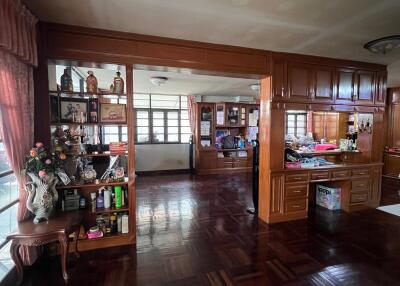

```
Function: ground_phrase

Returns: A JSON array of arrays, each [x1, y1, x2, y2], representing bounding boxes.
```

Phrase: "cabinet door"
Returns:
[[226, 104, 240, 126], [375, 71, 387, 106], [288, 62, 311, 101], [272, 56, 287, 101], [355, 70, 375, 105], [335, 68, 355, 104], [270, 174, 284, 215], [312, 66, 334, 103]]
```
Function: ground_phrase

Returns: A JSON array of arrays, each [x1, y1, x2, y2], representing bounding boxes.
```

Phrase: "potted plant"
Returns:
[[21, 142, 67, 223]]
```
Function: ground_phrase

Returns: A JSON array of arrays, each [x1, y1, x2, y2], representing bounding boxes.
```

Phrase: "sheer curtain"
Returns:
[[0, 0, 37, 265], [187, 95, 196, 136]]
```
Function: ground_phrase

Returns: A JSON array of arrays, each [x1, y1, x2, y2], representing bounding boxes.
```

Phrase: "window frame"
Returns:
[[285, 112, 307, 138]]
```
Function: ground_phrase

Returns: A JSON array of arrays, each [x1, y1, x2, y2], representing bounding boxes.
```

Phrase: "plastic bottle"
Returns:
[[97, 188, 104, 209], [104, 187, 111, 209], [115, 186, 122, 209]]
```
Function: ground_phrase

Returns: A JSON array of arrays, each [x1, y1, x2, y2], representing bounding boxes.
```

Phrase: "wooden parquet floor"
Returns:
[[19, 174, 400, 286]]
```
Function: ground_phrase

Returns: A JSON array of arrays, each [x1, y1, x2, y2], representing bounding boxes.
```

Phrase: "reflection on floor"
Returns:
[[20, 174, 400, 285]]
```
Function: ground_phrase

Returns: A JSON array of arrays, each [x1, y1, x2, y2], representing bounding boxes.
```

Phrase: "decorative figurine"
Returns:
[[60, 68, 73, 92], [86, 70, 98, 93], [112, 71, 124, 94]]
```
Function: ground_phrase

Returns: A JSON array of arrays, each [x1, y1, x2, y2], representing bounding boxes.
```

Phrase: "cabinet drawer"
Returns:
[[331, 170, 351, 179], [217, 160, 233, 169], [285, 173, 309, 183], [350, 191, 368, 204], [233, 161, 248, 168], [352, 179, 370, 191], [284, 198, 307, 213], [285, 184, 308, 197], [352, 168, 370, 177], [310, 171, 330, 181]]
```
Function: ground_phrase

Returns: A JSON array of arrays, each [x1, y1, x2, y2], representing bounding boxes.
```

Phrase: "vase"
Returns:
[[25, 173, 59, 224]]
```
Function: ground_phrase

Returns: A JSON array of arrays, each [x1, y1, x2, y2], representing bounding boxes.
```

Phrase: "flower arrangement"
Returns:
[[21, 142, 66, 178]]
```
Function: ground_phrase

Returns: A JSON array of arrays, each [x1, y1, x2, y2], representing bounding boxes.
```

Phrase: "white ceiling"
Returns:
[[24, 0, 400, 86]]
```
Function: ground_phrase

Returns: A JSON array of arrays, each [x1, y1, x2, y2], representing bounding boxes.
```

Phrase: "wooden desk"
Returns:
[[7, 211, 83, 285], [267, 163, 383, 223]]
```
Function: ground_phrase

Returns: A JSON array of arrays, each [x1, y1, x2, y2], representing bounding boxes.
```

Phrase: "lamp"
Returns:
[[150, 76, 168, 86], [249, 83, 260, 92], [364, 35, 400, 54]]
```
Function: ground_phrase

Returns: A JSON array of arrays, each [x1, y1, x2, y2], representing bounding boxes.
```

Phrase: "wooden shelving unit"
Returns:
[[49, 90, 127, 97], [56, 178, 129, 190]]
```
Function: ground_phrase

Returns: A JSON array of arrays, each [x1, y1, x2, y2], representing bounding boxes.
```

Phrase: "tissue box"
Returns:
[[316, 184, 341, 210]]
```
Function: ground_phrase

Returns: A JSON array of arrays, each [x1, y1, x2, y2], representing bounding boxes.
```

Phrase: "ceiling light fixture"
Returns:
[[150, 76, 168, 86], [364, 35, 400, 54], [249, 83, 260, 92]]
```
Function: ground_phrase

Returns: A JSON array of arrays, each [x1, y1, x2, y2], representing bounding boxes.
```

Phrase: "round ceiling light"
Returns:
[[364, 35, 400, 54], [150, 76, 168, 86]]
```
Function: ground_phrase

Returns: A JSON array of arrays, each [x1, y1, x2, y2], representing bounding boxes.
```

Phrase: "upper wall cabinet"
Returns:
[[272, 56, 288, 101], [335, 68, 355, 104], [354, 70, 375, 105], [287, 62, 312, 101], [375, 70, 387, 106], [312, 65, 335, 103]]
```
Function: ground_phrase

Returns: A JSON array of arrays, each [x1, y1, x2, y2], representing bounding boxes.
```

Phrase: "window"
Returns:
[[0, 139, 19, 280], [102, 126, 127, 144], [134, 94, 190, 144], [286, 112, 307, 137]]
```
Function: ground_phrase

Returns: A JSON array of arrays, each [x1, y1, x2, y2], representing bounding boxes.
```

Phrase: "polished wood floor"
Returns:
[[17, 174, 400, 286]]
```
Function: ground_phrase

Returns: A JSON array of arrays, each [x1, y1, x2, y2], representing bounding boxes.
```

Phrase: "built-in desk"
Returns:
[[267, 163, 383, 223]]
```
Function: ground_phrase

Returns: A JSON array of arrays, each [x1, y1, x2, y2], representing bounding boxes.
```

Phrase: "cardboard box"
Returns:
[[316, 184, 341, 210]]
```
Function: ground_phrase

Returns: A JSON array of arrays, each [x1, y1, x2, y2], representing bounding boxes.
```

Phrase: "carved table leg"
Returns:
[[72, 229, 80, 259], [59, 233, 69, 282], [10, 242, 23, 285]]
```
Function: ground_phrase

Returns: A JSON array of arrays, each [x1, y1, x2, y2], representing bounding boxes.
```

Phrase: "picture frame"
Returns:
[[89, 98, 99, 123], [49, 95, 60, 123], [100, 103, 127, 123], [59, 97, 88, 123]]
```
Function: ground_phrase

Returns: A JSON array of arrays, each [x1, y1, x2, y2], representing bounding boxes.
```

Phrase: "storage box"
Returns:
[[316, 184, 341, 210]]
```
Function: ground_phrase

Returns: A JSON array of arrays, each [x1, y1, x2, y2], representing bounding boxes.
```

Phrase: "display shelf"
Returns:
[[66, 151, 128, 157], [77, 233, 131, 251], [50, 122, 127, 127], [92, 206, 130, 214], [295, 150, 361, 156], [49, 90, 127, 97], [56, 178, 128, 190]]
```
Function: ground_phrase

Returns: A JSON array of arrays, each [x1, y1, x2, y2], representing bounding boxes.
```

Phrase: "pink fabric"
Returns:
[[187, 95, 196, 136], [315, 144, 337, 151], [0, 0, 38, 66]]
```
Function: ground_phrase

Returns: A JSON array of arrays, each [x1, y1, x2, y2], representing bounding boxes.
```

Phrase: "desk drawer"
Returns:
[[352, 179, 370, 191], [233, 161, 248, 168], [217, 159, 233, 169], [352, 168, 370, 177], [285, 173, 309, 183], [285, 184, 308, 198], [310, 171, 330, 181], [284, 198, 307, 213], [350, 191, 368, 204], [332, 170, 351, 179]]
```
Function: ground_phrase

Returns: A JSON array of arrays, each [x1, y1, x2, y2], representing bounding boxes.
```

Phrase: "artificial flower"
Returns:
[[35, 142, 44, 148], [45, 159, 52, 165], [30, 149, 38, 157], [59, 153, 67, 160], [38, 170, 46, 178]]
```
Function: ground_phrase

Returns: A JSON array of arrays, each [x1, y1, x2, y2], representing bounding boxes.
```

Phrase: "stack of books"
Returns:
[[109, 142, 127, 153]]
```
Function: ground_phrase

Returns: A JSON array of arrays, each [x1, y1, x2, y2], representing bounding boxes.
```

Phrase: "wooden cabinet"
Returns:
[[197, 151, 217, 170], [354, 70, 375, 105], [335, 68, 356, 104], [270, 174, 284, 216], [272, 55, 287, 101], [288, 62, 311, 101], [375, 71, 387, 106], [312, 65, 334, 102]]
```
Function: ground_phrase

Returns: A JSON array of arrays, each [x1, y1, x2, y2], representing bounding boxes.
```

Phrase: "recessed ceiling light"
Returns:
[[364, 35, 400, 54], [150, 77, 168, 86], [249, 83, 260, 92]]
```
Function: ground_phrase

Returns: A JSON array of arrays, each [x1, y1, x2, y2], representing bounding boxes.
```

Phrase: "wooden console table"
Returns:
[[7, 211, 83, 285]]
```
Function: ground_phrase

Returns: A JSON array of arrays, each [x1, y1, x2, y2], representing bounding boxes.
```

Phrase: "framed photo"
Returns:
[[49, 95, 60, 123], [89, 98, 99, 123], [59, 98, 88, 123], [100, 103, 126, 123]]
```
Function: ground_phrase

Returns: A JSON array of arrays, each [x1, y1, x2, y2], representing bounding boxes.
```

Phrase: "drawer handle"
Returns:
[[337, 174, 345, 176], [292, 190, 302, 193], [293, 177, 303, 180], [315, 175, 327, 179], [292, 205, 301, 208]]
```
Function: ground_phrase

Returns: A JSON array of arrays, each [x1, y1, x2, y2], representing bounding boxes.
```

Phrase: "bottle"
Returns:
[[90, 192, 97, 212], [117, 214, 122, 233], [121, 214, 129, 234], [110, 213, 118, 234], [104, 187, 111, 209], [115, 186, 122, 209], [97, 188, 104, 209]]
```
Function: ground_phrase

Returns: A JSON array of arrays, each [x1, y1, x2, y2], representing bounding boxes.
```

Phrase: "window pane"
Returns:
[[297, 121, 305, 128], [137, 134, 149, 143], [297, 128, 306, 136], [167, 112, 178, 119], [287, 127, 295, 135], [134, 94, 150, 108], [168, 127, 179, 133], [104, 134, 119, 143], [180, 119, 190, 127], [167, 119, 178, 126], [137, 118, 149, 126], [136, 110, 149, 119], [121, 134, 127, 141], [287, 121, 295, 127], [153, 126, 164, 134], [153, 119, 164, 126], [181, 96, 188, 109], [181, 134, 191, 143], [0, 142, 11, 173], [151, 95, 179, 109], [103, 126, 119, 133], [0, 203, 17, 245], [181, 126, 191, 134], [153, 133, 164, 142], [137, 127, 149, 134], [0, 173, 18, 209], [288, 115, 295, 121], [167, 134, 179, 142], [121, 127, 127, 133], [181, 110, 188, 120]]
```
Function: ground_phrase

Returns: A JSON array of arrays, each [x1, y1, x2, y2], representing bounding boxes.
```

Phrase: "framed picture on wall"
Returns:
[[59, 97, 88, 123], [49, 95, 60, 123], [100, 103, 127, 123]]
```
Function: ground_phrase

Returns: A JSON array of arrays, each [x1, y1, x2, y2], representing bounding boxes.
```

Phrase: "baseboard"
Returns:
[[136, 169, 192, 176]]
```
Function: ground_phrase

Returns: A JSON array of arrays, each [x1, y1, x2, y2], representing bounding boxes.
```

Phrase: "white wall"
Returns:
[[135, 144, 190, 172]]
